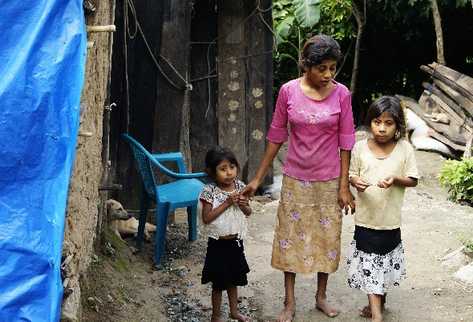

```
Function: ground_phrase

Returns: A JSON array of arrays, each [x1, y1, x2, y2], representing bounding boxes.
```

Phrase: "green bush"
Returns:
[[438, 157, 473, 204]]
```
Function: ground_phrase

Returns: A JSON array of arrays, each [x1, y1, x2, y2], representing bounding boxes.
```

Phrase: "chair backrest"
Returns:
[[122, 134, 158, 198]]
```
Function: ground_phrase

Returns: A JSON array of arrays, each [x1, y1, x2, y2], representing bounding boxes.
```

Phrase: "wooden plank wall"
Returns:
[[189, 0, 218, 173], [217, 0, 248, 175], [110, 0, 165, 208], [152, 0, 193, 167], [110, 0, 273, 209], [216, 0, 273, 181]]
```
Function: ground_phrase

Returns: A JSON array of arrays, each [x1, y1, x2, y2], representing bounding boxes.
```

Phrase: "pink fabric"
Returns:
[[267, 78, 355, 181]]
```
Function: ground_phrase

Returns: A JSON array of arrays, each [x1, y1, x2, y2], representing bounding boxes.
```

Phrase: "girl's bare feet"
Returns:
[[210, 314, 224, 322], [230, 311, 250, 322], [315, 296, 339, 318], [360, 295, 386, 318], [359, 305, 372, 318], [277, 302, 295, 322]]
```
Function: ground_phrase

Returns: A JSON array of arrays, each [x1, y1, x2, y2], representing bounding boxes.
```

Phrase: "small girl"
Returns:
[[199, 147, 252, 322], [347, 96, 419, 322]]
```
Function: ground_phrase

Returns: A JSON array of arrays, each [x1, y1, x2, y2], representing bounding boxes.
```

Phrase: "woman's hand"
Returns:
[[338, 188, 355, 215], [237, 195, 250, 207], [241, 179, 260, 198], [350, 176, 371, 192]]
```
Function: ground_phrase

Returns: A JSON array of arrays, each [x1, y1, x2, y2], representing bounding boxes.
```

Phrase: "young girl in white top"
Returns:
[[199, 147, 252, 322], [347, 96, 419, 322]]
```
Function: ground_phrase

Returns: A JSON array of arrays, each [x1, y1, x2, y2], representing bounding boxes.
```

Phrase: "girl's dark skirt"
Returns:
[[202, 238, 250, 291]]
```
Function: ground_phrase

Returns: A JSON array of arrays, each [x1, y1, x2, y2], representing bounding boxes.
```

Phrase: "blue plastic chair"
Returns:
[[122, 134, 206, 266]]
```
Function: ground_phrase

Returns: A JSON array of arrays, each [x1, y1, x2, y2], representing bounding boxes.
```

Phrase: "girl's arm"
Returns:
[[237, 195, 252, 216], [339, 149, 355, 213], [378, 176, 418, 188], [201, 197, 236, 224]]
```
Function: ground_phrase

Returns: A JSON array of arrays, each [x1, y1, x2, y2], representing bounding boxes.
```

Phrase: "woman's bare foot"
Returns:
[[315, 296, 339, 318], [230, 311, 250, 322], [277, 303, 295, 322]]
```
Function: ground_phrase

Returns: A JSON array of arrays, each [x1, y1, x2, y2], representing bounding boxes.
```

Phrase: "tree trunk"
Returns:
[[350, 0, 365, 96], [431, 0, 446, 65]]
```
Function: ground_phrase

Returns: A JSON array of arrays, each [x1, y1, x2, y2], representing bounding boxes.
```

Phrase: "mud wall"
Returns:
[[61, 1, 116, 320]]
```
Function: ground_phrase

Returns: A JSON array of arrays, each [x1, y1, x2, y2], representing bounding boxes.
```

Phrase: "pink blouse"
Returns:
[[267, 78, 355, 181]]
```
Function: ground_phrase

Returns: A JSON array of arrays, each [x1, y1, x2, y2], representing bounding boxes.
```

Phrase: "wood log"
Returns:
[[401, 94, 467, 146], [422, 82, 473, 121], [421, 64, 473, 103], [398, 95, 465, 152], [430, 62, 473, 96], [86, 25, 116, 32], [465, 134, 473, 157], [433, 79, 473, 117], [429, 131, 466, 152], [426, 92, 473, 133]]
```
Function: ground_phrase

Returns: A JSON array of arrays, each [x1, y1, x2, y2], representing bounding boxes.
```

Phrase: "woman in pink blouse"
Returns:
[[242, 35, 356, 321]]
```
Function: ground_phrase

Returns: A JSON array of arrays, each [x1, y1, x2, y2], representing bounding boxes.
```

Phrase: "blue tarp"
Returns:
[[0, 1, 86, 321]]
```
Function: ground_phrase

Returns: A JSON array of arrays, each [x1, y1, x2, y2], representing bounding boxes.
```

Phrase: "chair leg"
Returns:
[[187, 205, 197, 242], [155, 202, 169, 266], [136, 192, 149, 250]]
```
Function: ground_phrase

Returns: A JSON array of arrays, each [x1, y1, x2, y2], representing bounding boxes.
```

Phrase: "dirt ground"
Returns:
[[82, 150, 473, 322]]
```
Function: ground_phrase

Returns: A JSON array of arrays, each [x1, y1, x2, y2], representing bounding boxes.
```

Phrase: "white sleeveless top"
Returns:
[[199, 180, 248, 240]]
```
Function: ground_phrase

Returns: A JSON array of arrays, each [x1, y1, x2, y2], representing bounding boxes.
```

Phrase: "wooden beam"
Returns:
[[245, 0, 272, 181], [152, 0, 193, 169], [217, 0, 247, 171], [433, 79, 473, 117]]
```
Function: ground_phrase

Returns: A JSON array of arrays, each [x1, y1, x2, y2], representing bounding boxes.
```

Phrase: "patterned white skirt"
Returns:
[[347, 240, 406, 295]]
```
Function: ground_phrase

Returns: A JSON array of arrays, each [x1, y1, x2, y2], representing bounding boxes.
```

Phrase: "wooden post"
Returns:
[[245, 0, 273, 181], [217, 0, 247, 173], [152, 0, 192, 166], [431, 0, 446, 65]]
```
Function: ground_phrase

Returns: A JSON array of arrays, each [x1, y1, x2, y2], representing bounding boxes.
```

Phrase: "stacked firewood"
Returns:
[[400, 63, 473, 158]]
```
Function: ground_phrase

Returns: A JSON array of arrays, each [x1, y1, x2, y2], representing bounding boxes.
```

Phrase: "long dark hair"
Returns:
[[299, 34, 343, 72], [365, 96, 406, 140], [204, 147, 239, 178]]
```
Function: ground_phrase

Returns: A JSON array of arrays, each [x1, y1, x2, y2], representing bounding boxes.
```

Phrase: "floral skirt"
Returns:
[[347, 240, 406, 295], [271, 175, 342, 274]]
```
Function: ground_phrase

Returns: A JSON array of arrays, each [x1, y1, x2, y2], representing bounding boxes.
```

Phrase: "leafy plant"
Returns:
[[438, 157, 473, 204], [273, 0, 354, 89]]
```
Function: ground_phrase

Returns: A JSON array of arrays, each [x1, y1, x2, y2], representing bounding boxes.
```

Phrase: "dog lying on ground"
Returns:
[[106, 199, 156, 241]]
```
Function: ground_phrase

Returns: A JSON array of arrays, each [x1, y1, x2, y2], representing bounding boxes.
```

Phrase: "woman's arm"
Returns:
[[241, 141, 282, 196], [339, 149, 355, 213]]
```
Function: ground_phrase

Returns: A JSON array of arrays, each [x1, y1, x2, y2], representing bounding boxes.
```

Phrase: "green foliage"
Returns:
[[294, 0, 321, 28], [464, 238, 473, 254], [273, 0, 354, 89], [438, 157, 473, 204]]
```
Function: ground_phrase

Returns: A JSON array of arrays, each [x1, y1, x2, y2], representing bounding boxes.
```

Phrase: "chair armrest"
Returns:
[[152, 152, 186, 173], [149, 157, 207, 179]]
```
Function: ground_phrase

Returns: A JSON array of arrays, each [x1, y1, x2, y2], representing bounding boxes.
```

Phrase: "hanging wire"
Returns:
[[123, 0, 130, 132], [125, 0, 191, 91]]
